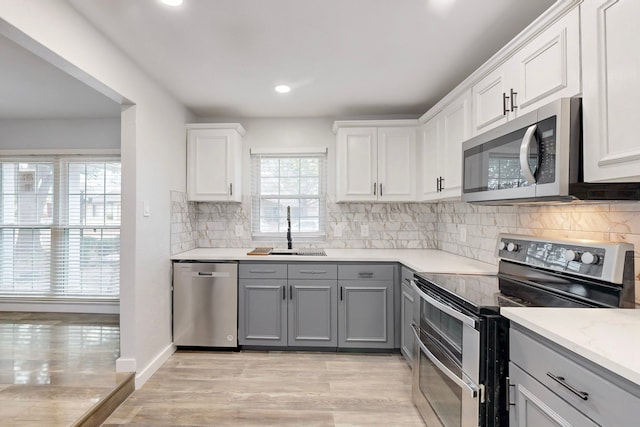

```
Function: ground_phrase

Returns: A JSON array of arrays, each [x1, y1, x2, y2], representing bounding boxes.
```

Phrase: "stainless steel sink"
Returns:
[[269, 249, 327, 256]]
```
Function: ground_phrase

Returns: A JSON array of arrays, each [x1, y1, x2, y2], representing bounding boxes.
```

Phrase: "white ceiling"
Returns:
[[65, 0, 555, 119], [0, 34, 121, 119], [1, 0, 555, 120]]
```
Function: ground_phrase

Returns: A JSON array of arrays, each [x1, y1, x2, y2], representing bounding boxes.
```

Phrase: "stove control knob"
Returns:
[[581, 252, 599, 265], [507, 242, 519, 252], [564, 249, 580, 262], [498, 241, 506, 251]]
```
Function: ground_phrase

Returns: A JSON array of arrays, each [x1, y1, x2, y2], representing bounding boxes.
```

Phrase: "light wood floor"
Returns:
[[0, 311, 127, 426], [105, 350, 426, 426]]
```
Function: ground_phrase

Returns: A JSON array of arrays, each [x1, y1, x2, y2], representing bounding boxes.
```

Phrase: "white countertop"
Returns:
[[171, 248, 498, 275], [502, 307, 640, 387]]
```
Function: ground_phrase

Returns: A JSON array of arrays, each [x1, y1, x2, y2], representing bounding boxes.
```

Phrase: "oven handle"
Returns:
[[410, 280, 476, 328], [411, 323, 479, 399]]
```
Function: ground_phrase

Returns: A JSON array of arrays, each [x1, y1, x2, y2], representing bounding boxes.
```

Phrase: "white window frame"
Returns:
[[251, 150, 327, 242], [0, 155, 121, 303]]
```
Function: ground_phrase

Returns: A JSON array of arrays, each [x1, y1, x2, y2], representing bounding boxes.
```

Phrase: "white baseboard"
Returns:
[[134, 343, 176, 389], [116, 357, 136, 373]]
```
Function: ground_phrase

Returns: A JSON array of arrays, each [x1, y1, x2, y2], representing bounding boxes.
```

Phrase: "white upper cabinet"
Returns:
[[186, 123, 245, 202], [472, 7, 581, 136], [335, 121, 417, 202], [582, 0, 640, 182], [419, 91, 471, 201]]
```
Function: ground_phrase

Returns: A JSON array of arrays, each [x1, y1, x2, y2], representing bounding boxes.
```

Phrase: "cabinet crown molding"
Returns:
[[332, 119, 419, 134], [186, 123, 246, 136]]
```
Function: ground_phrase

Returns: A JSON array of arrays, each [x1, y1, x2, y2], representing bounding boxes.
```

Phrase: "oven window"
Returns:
[[419, 348, 462, 427], [421, 300, 463, 363]]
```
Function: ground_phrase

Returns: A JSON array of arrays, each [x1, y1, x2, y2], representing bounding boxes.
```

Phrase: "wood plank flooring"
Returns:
[[0, 311, 129, 426], [105, 350, 426, 426]]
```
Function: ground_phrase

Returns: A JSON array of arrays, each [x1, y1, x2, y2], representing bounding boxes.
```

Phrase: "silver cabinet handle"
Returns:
[[379, 183, 382, 196], [520, 124, 538, 185], [191, 271, 230, 278], [229, 183, 233, 196], [249, 270, 277, 274], [298, 270, 328, 275], [358, 272, 374, 278], [546, 373, 589, 401], [373, 182, 377, 196], [510, 88, 518, 111], [502, 92, 510, 115], [411, 323, 479, 399]]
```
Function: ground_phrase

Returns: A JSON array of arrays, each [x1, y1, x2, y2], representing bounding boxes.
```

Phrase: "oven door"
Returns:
[[411, 281, 482, 427]]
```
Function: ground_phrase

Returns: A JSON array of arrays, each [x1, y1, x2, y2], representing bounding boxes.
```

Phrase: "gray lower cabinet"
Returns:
[[400, 266, 415, 364], [239, 262, 337, 347], [509, 325, 640, 427], [238, 278, 287, 346], [338, 264, 395, 349], [287, 280, 337, 347]]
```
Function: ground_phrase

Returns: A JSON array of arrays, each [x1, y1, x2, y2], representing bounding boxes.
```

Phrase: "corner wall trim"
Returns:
[[134, 344, 176, 389]]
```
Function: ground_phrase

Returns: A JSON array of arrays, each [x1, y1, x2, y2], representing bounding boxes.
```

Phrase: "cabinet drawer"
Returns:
[[338, 264, 394, 281], [239, 263, 287, 279], [400, 265, 414, 286], [510, 326, 640, 426], [288, 263, 337, 280]]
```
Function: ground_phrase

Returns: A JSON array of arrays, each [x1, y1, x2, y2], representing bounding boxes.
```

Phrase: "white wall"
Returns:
[[0, 0, 192, 387], [0, 118, 120, 150]]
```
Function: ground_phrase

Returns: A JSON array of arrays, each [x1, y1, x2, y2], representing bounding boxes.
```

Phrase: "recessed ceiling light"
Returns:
[[275, 85, 291, 94], [160, 0, 183, 6]]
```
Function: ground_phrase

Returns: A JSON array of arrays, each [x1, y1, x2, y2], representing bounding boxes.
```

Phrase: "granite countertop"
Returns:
[[502, 307, 640, 387], [171, 248, 498, 275]]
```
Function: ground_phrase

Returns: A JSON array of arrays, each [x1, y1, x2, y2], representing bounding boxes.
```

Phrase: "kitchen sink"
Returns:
[[269, 249, 327, 256]]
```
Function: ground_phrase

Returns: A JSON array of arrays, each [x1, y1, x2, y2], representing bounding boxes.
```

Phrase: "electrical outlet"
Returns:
[[334, 224, 343, 238], [235, 225, 243, 237], [361, 224, 369, 237], [459, 225, 467, 243]]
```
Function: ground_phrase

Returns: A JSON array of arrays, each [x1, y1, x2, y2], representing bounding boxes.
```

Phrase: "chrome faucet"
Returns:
[[286, 206, 292, 249]]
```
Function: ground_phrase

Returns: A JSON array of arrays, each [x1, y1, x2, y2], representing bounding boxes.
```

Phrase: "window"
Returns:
[[0, 157, 121, 299], [251, 152, 326, 241]]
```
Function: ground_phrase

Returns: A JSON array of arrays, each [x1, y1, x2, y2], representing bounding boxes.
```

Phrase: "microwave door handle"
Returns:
[[520, 124, 538, 184], [410, 323, 479, 399]]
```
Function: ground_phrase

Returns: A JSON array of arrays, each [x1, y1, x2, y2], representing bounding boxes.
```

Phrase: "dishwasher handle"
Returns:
[[190, 271, 231, 278]]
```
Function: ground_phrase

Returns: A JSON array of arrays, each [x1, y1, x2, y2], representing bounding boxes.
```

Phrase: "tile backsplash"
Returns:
[[170, 192, 640, 299]]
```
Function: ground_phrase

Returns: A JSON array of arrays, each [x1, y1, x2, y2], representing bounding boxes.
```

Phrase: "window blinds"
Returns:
[[0, 158, 121, 299], [250, 152, 327, 241]]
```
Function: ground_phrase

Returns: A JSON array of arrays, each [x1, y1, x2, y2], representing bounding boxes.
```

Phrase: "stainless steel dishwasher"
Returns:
[[173, 261, 238, 347]]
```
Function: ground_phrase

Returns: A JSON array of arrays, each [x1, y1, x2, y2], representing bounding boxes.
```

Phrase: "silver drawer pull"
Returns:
[[249, 270, 277, 274], [358, 272, 374, 278], [546, 373, 589, 401], [298, 270, 327, 275]]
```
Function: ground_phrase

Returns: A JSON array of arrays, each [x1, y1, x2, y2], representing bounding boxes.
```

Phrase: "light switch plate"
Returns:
[[361, 224, 369, 237], [235, 225, 243, 237]]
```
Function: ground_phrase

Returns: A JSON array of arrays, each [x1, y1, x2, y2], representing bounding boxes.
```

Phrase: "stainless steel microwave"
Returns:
[[461, 98, 640, 204]]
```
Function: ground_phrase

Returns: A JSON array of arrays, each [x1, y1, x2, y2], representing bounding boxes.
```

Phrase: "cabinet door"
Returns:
[[471, 65, 511, 135], [509, 363, 598, 427], [187, 128, 241, 202], [400, 281, 415, 364], [512, 7, 581, 116], [439, 92, 471, 199], [419, 115, 442, 201], [338, 281, 394, 349], [582, 0, 640, 182], [336, 127, 378, 201], [377, 127, 416, 201], [287, 280, 337, 347], [238, 279, 287, 346]]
